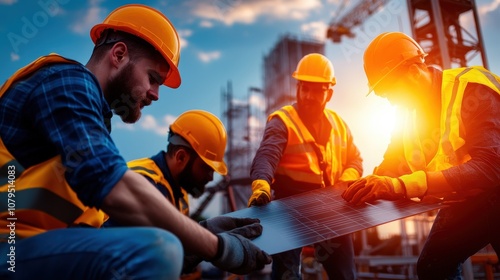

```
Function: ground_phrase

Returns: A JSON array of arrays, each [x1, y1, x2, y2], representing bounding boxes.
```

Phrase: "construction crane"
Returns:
[[326, 0, 388, 43], [326, 0, 489, 70]]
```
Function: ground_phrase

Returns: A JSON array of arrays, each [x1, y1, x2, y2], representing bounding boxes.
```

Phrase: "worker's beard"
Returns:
[[297, 98, 325, 122], [107, 63, 142, 124], [178, 157, 206, 198]]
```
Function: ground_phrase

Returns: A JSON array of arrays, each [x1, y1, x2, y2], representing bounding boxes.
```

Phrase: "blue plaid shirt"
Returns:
[[0, 62, 128, 208]]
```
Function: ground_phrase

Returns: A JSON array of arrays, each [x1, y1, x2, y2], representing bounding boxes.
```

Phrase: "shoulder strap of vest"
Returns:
[[0, 54, 80, 97]]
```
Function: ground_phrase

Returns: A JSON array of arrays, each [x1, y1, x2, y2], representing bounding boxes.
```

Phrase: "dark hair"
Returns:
[[89, 30, 163, 63], [166, 143, 197, 158]]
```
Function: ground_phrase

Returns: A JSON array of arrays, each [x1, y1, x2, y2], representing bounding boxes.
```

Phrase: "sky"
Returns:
[[1, 0, 499, 223]]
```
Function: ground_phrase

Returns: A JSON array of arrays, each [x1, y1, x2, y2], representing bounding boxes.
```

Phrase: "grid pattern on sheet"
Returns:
[[224, 186, 444, 254]]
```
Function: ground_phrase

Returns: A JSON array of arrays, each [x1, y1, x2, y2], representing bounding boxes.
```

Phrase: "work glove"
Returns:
[[342, 171, 427, 205], [183, 217, 264, 273], [338, 167, 360, 182], [200, 216, 263, 237], [247, 179, 271, 207], [211, 232, 272, 275]]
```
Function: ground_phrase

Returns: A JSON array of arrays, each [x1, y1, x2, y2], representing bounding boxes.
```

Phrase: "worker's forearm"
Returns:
[[102, 170, 218, 259], [425, 171, 454, 196]]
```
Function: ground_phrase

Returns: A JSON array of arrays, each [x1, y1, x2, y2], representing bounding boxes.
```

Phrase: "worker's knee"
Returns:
[[125, 227, 184, 279]]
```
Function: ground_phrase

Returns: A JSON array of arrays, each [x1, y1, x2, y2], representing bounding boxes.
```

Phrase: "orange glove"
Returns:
[[338, 167, 360, 182], [342, 171, 427, 205], [342, 175, 406, 205], [247, 179, 271, 207]]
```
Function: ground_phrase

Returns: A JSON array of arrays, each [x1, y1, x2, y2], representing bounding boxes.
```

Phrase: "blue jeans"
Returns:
[[271, 234, 356, 280], [417, 188, 500, 279], [0, 227, 183, 279]]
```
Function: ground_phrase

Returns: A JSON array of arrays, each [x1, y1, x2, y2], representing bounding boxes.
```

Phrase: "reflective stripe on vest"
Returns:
[[270, 105, 349, 187], [128, 158, 189, 216], [0, 54, 107, 239], [403, 66, 500, 172]]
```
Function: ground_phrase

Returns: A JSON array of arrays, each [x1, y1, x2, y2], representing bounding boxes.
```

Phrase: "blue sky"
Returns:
[[1, 0, 499, 219]]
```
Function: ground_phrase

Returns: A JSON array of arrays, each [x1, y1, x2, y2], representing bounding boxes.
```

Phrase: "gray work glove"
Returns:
[[199, 216, 262, 236], [183, 217, 264, 273], [211, 231, 272, 275]]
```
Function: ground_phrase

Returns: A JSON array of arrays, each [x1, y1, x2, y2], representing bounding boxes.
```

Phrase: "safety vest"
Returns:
[[128, 158, 189, 216], [270, 105, 349, 190], [403, 66, 500, 172], [0, 54, 107, 240]]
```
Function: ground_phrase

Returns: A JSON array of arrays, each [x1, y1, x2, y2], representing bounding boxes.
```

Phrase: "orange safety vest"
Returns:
[[0, 54, 107, 240], [270, 105, 350, 188], [403, 66, 500, 172], [128, 158, 189, 216]]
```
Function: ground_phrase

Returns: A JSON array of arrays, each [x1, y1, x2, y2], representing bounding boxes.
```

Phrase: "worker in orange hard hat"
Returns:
[[248, 53, 363, 279], [104, 110, 263, 278], [342, 31, 500, 279], [0, 4, 270, 279]]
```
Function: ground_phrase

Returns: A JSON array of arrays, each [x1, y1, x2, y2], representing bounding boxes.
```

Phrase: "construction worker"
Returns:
[[113, 109, 251, 277], [342, 32, 500, 279], [248, 53, 363, 279], [0, 4, 271, 279]]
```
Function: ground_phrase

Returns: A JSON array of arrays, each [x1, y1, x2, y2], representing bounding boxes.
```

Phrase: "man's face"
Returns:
[[179, 153, 215, 198], [373, 66, 417, 108], [107, 56, 168, 123], [297, 81, 331, 119]]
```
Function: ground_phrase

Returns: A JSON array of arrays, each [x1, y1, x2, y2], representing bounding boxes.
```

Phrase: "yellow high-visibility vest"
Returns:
[[128, 158, 189, 216], [0, 54, 107, 240], [270, 105, 349, 188], [403, 66, 500, 172]]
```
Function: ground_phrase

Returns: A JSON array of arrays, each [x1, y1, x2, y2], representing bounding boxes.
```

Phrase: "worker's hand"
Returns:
[[200, 216, 263, 238], [184, 218, 263, 273], [342, 175, 406, 205], [333, 180, 357, 190], [248, 179, 271, 207], [211, 232, 272, 275]]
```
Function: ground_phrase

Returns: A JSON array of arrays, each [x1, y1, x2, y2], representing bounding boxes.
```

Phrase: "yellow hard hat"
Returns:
[[364, 32, 427, 95], [292, 53, 336, 85], [90, 4, 181, 88], [169, 110, 228, 175]]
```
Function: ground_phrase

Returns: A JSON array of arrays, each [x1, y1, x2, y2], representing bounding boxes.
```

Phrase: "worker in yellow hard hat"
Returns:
[[107, 110, 260, 278], [0, 4, 271, 279], [342, 31, 500, 279], [248, 53, 363, 279]]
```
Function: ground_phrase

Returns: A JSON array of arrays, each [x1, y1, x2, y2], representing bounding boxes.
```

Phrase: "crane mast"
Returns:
[[326, 0, 488, 69]]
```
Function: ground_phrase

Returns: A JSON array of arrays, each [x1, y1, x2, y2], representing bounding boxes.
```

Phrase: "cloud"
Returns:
[[0, 0, 16, 5], [199, 20, 214, 28], [478, 0, 500, 25], [191, 0, 321, 26], [178, 29, 192, 49], [70, 1, 105, 34], [197, 51, 221, 63], [114, 114, 177, 136], [10, 52, 19, 61], [301, 21, 327, 41], [479, 0, 500, 14]]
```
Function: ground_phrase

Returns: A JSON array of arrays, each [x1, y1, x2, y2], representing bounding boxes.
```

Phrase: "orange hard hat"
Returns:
[[90, 4, 181, 88], [364, 32, 427, 95], [169, 110, 228, 175], [292, 53, 336, 85]]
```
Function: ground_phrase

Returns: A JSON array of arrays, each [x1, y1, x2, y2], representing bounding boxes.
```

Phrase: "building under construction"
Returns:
[[193, 1, 499, 278]]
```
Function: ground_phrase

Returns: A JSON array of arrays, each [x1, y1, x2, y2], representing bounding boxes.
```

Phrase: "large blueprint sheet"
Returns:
[[224, 186, 443, 255]]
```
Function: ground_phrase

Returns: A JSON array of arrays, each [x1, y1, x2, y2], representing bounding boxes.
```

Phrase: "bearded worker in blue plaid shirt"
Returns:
[[0, 4, 271, 279]]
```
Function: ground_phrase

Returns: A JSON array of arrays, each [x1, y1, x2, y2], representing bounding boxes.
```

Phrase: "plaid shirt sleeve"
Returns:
[[4, 63, 128, 208]]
